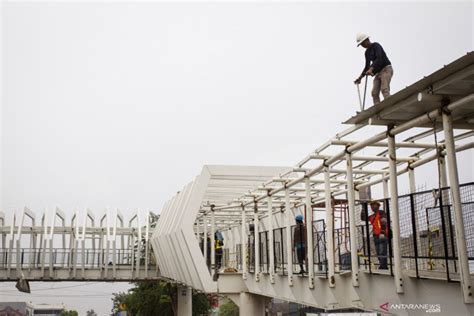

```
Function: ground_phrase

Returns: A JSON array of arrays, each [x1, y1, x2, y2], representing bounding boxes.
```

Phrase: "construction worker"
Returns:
[[361, 200, 389, 269], [215, 230, 224, 270], [248, 223, 255, 269], [293, 214, 307, 275], [354, 33, 393, 105]]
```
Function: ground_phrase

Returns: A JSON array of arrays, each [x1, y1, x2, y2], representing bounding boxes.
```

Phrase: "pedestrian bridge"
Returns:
[[1, 52, 474, 315], [0, 208, 159, 281]]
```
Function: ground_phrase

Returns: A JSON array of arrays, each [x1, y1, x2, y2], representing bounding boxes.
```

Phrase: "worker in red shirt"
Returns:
[[361, 200, 389, 269]]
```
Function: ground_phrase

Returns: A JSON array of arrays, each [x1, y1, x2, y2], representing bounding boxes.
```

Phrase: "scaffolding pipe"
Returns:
[[311, 154, 418, 162], [356, 142, 474, 190], [330, 168, 390, 175], [331, 139, 438, 149]]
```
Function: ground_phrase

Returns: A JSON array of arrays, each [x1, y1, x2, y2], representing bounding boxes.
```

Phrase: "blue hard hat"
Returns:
[[295, 214, 304, 222]]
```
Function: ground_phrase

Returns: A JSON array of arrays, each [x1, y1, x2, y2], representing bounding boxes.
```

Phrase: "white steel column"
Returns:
[[439, 153, 450, 206], [387, 131, 404, 293], [203, 217, 208, 269], [346, 152, 359, 287], [254, 202, 260, 281], [408, 164, 423, 262], [285, 188, 294, 286], [324, 167, 335, 287], [304, 176, 314, 288], [439, 154, 448, 189], [267, 194, 275, 283], [442, 111, 473, 303], [241, 204, 247, 280], [408, 167, 416, 193], [382, 178, 389, 199], [211, 209, 216, 276]]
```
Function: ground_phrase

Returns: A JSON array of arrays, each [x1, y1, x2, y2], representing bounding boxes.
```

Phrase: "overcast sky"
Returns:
[[1, 1, 473, 315]]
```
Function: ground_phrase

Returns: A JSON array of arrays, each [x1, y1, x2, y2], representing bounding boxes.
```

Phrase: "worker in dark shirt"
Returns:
[[354, 33, 393, 105], [293, 214, 307, 275]]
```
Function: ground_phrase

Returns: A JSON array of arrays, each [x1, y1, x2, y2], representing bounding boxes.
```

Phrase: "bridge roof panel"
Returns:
[[344, 52, 474, 128], [202, 165, 291, 207]]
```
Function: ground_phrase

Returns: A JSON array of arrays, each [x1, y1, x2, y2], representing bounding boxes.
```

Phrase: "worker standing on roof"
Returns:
[[354, 33, 393, 105], [361, 200, 389, 269]]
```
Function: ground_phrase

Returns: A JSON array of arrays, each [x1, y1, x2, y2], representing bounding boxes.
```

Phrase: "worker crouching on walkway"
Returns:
[[361, 200, 389, 269], [293, 215, 307, 275], [354, 33, 393, 105]]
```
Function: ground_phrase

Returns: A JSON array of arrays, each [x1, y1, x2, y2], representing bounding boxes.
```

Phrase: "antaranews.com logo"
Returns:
[[380, 302, 441, 313]]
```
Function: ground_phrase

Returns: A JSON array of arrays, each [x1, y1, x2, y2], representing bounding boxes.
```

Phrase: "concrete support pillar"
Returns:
[[239, 292, 268, 316], [177, 286, 192, 316], [442, 111, 473, 303], [387, 130, 404, 293]]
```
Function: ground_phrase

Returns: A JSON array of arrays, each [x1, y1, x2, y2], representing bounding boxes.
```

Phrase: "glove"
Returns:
[[354, 77, 362, 85]]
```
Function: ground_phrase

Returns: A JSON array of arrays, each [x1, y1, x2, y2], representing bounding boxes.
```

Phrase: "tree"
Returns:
[[192, 291, 211, 316], [60, 311, 78, 316], [86, 309, 97, 316], [219, 299, 239, 316], [111, 281, 210, 316]]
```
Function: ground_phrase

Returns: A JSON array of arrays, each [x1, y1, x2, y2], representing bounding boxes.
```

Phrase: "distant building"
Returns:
[[0, 302, 65, 316]]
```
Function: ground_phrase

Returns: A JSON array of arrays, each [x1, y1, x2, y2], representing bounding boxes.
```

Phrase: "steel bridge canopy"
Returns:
[[152, 165, 289, 292]]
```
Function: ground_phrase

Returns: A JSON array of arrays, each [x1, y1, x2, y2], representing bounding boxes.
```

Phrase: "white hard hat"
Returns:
[[356, 33, 370, 46]]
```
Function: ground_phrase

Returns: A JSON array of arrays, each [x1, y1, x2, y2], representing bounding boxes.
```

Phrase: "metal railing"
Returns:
[[234, 182, 474, 281]]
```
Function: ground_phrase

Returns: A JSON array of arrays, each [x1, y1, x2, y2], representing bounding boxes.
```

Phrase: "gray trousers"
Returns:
[[372, 65, 393, 104]]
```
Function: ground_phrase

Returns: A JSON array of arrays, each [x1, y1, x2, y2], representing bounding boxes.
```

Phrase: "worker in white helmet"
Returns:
[[354, 33, 393, 105]]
